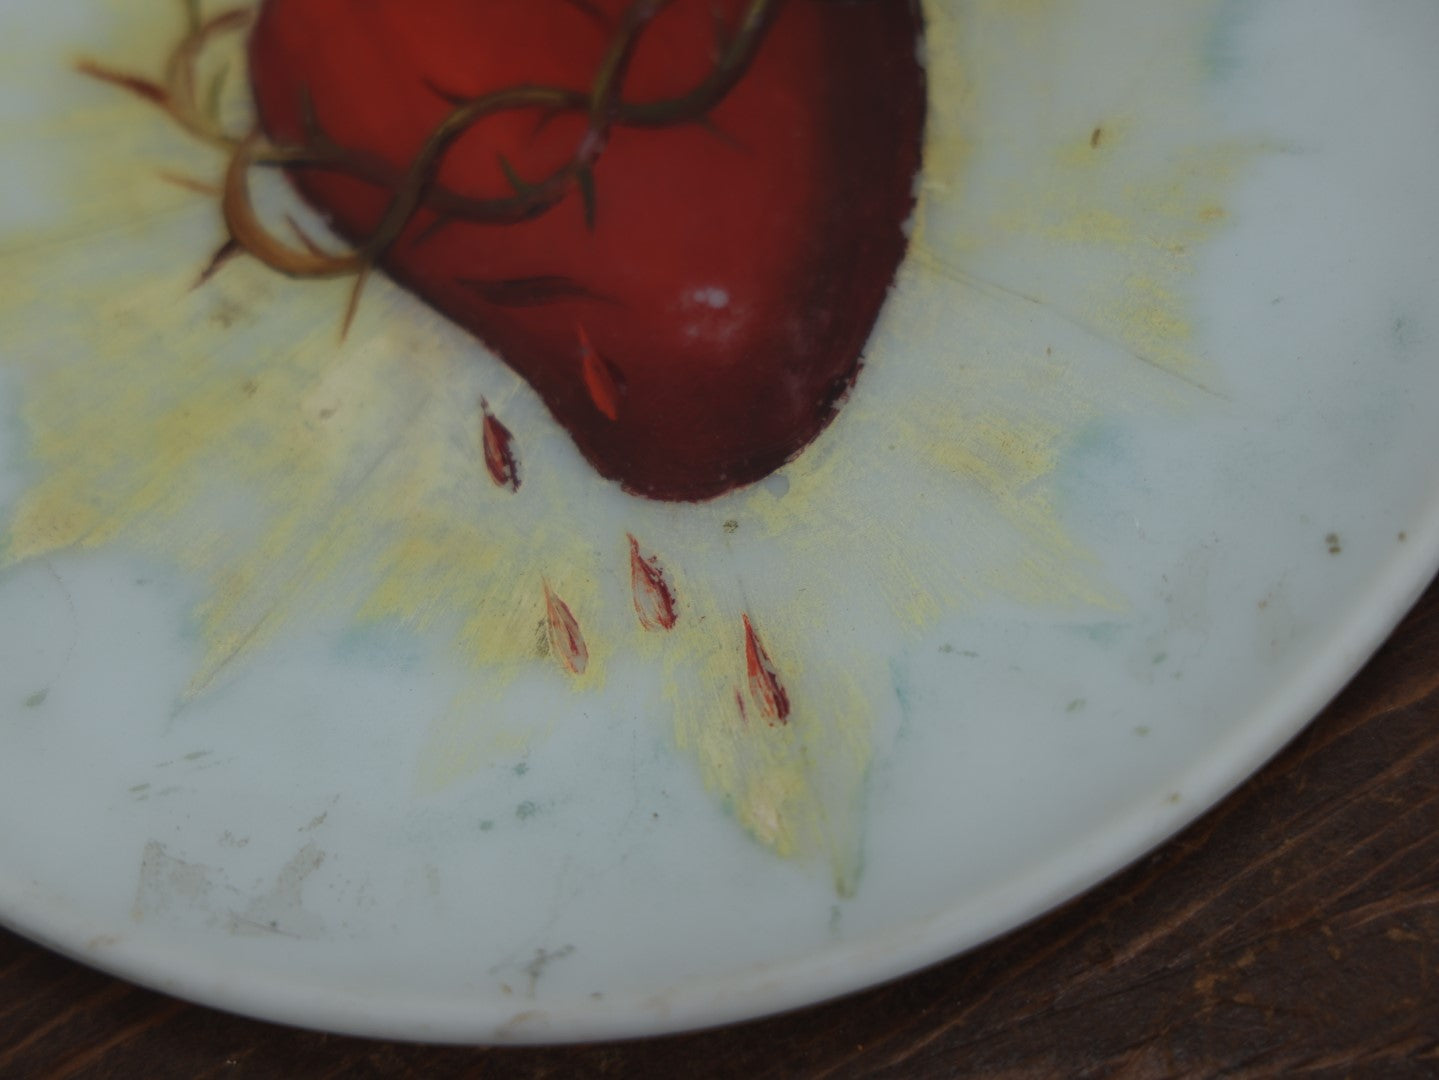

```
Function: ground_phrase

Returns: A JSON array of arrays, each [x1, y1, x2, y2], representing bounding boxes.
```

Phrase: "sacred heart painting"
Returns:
[[3, 0, 1439, 1043]]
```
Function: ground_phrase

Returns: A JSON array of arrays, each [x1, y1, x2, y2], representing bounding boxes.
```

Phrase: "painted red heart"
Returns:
[[248, 0, 925, 501]]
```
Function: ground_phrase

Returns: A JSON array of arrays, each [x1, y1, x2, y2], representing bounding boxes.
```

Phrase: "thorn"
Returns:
[[158, 171, 222, 197], [192, 238, 241, 290], [284, 215, 327, 257], [75, 60, 168, 107], [560, 0, 613, 30], [693, 115, 745, 150], [298, 84, 322, 141], [422, 77, 470, 107], [710, 3, 733, 61], [497, 153, 535, 198], [575, 164, 597, 231], [203, 62, 229, 121], [338, 265, 371, 342], [530, 104, 569, 139], [742, 614, 790, 723], [411, 212, 456, 248], [543, 581, 589, 676], [480, 398, 520, 492], [577, 323, 621, 421]]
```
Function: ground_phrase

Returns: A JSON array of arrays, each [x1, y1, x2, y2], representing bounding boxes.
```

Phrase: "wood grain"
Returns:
[[2, 577, 1438, 1079]]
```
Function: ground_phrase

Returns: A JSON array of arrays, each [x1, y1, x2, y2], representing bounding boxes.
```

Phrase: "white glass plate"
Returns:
[[1, 0, 1436, 1043]]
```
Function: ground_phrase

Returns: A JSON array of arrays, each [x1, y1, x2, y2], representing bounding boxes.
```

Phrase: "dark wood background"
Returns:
[[3, 576, 1437, 1079]]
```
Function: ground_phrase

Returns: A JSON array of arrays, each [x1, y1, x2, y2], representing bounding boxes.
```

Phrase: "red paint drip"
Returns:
[[628, 534, 678, 632], [733, 686, 749, 726], [480, 398, 520, 492], [577, 323, 621, 421], [742, 614, 790, 724], [543, 581, 588, 676]]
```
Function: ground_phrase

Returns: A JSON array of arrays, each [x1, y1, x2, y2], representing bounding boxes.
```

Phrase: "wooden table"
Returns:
[[3, 577, 1437, 1079]]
